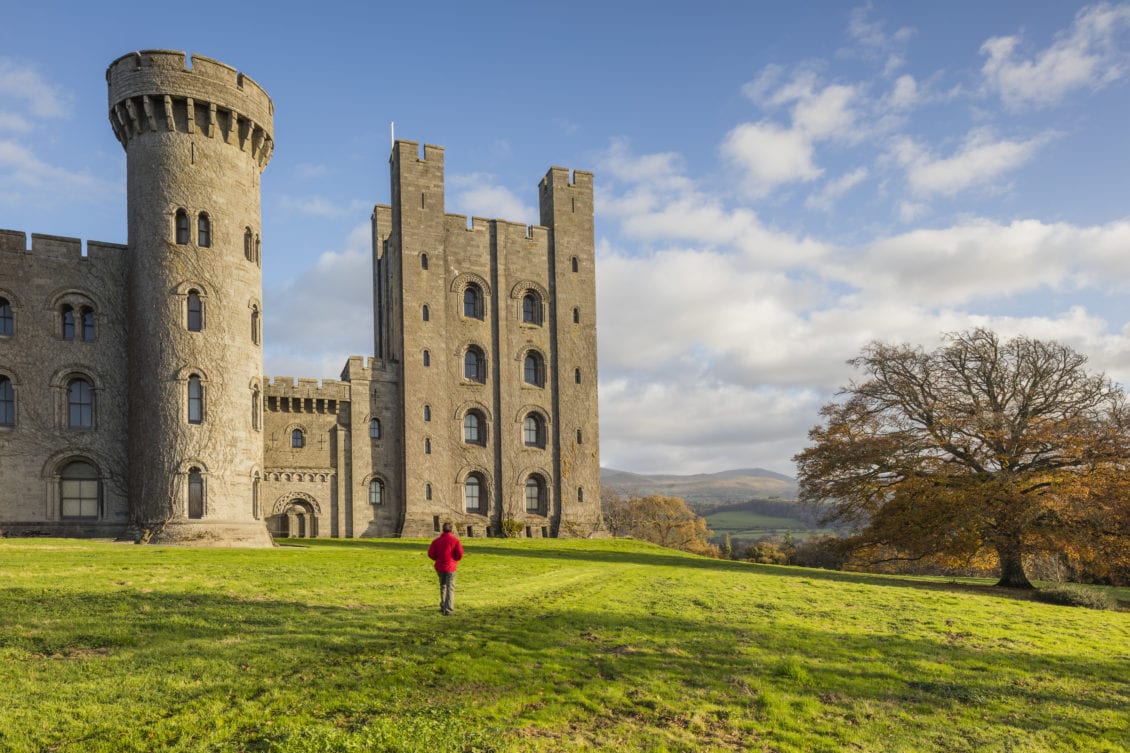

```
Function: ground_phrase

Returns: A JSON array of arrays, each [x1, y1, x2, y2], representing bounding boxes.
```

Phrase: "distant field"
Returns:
[[703, 506, 832, 541], [1, 538, 1128, 752]]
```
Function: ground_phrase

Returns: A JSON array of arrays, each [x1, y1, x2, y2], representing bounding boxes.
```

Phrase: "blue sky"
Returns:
[[3, 2, 1130, 476]]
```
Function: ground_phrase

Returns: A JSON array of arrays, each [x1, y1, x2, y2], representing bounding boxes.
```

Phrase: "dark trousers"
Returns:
[[438, 571, 456, 614]]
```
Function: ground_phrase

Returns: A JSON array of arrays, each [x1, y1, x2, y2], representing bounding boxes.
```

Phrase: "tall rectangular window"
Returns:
[[188, 376, 203, 424]]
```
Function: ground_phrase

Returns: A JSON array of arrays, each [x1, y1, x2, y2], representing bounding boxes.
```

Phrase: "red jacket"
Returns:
[[427, 532, 464, 573]]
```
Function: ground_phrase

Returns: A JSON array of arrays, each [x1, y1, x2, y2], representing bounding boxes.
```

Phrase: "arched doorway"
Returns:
[[267, 498, 318, 539]]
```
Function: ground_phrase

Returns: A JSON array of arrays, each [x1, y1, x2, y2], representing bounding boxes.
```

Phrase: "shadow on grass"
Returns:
[[302, 537, 1050, 608], [0, 581, 1126, 752]]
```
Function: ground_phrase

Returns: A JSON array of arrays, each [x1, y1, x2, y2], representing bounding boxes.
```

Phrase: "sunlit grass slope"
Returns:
[[0, 538, 1127, 752]]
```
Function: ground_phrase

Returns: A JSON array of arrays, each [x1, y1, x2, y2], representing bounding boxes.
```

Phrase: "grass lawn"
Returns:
[[0, 537, 1127, 752]]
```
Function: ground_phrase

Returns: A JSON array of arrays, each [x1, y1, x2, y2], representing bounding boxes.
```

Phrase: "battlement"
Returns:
[[0, 229, 126, 261], [441, 214, 548, 243], [495, 219, 550, 244], [107, 50, 273, 169], [264, 376, 352, 400], [391, 140, 444, 166], [540, 166, 594, 193]]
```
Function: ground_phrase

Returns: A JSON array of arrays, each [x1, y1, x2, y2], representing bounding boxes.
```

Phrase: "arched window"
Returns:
[[252, 387, 261, 431], [464, 346, 486, 383], [578, 487, 584, 503], [187, 290, 203, 332], [464, 473, 485, 513], [175, 209, 190, 244], [370, 418, 381, 439], [244, 228, 254, 261], [421, 253, 429, 270], [574, 368, 581, 384], [61, 305, 75, 340], [369, 479, 384, 505], [524, 413, 546, 448], [255, 234, 261, 266], [522, 292, 542, 325], [425, 483, 433, 500], [571, 256, 579, 273], [80, 308, 95, 341], [291, 428, 305, 448], [422, 304, 430, 322], [577, 429, 583, 444], [60, 461, 99, 519], [0, 297, 13, 336], [67, 378, 93, 429], [423, 350, 430, 367], [187, 375, 204, 424], [253, 473, 261, 519], [464, 410, 486, 445], [573, 307, 580, 324], [525, 475, 547, 515], [0, 376, 14, 427], [463, 283, 484, 319], [251, 306, 260, 345], [524, 352, 545, 387], [424, 404, 431, 422], [197, 213, 212, 247], [425, 438, 432, 454], [187, 468, 204, 519]]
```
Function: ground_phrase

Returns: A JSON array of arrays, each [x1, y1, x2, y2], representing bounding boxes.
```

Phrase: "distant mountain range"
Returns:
[[600, 467, 798, 507]]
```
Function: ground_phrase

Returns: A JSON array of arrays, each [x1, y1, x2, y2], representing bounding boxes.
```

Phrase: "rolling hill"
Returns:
[[601, 467, 798, 507]]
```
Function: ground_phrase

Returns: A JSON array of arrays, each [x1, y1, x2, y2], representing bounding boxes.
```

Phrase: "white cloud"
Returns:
[[981, 3, 1130, 109], [0, 59, 69, 119], [263, 222, 373, 379], [887, 74, 919, 110], [721, 121, 823, 198], [0, 139, 108, 195], [0, 113, 32, 133], [454, 184, 535, 225], [447, 172, 537, 225], [891, 128, 1051, 197], [806, 167, 869, 210]]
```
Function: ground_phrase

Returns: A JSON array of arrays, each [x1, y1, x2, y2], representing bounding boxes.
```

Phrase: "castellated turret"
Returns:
[[107, 51, 274, 545]]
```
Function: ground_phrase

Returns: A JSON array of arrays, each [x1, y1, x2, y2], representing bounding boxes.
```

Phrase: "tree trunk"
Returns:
[[995, 541, 1034, 589]]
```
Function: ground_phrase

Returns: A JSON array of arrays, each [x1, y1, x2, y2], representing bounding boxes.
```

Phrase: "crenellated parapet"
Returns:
[[0, 229, 126, 262], [263, 376, 352, 402], [106, 50, 274, 170]]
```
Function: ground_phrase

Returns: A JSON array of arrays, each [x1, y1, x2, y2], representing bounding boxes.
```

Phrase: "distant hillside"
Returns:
[[600, 467, 798, 507]]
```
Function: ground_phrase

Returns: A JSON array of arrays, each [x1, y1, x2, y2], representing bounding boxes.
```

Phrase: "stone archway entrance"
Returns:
[[267, 498, 318, 539]]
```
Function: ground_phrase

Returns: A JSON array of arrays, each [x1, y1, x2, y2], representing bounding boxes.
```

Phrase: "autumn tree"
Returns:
[[605, 494, 718, 556], [794, 329, 1130, 588]]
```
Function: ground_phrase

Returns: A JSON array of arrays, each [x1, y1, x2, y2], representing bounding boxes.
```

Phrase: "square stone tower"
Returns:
[[370, 141, 603, 538]]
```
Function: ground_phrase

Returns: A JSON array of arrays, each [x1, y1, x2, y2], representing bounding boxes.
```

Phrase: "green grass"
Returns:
[[1, 538, 1128, 752], [703, 509, 833, 540]]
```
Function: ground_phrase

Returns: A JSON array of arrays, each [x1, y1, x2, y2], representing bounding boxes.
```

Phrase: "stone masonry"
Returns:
[[0, 50, 603, 543]]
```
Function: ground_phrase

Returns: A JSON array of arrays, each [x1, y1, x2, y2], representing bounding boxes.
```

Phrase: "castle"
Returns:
[[0, 50, 603, 544]]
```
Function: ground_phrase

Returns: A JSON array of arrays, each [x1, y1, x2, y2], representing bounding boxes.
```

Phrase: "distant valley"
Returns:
[[600, 467, 827, 542], [600, 467, 798, 507]]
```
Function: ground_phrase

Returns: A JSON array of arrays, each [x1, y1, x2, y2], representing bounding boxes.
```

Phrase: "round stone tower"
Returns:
[[107, 50, 273, 546]]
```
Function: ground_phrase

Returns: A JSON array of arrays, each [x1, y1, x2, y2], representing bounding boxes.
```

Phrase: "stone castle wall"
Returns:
[[0, 51, 602, 542], [0, 232, 130, 536]]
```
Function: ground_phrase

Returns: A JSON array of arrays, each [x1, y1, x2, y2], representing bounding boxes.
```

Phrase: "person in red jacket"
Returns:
[[427, 521, 464, 615]]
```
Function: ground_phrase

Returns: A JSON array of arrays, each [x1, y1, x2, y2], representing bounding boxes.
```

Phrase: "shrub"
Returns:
[[1033, 585, 1117, 611], [792, 535, 848, 570], [500, 518, 523, 538]]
